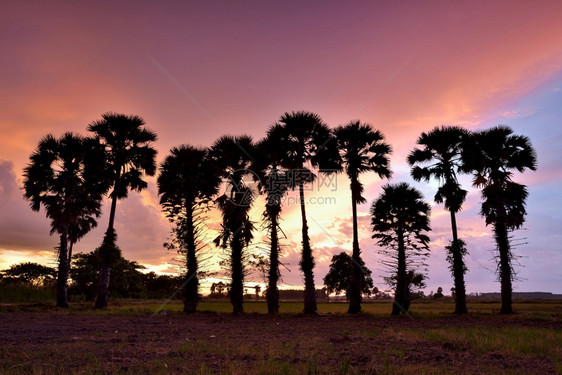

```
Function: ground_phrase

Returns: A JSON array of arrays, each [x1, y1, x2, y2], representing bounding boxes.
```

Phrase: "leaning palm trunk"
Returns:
[[299, 182, 317, 314], [184, 205, 199, 313], [494, 220, 513, 314], [56, 231, 70, 308], [267, 207, 280, 314], [449, 212, 468, 314]]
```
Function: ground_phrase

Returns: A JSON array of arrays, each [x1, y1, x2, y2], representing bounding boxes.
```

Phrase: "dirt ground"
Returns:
[[0, 310, 560, 374]]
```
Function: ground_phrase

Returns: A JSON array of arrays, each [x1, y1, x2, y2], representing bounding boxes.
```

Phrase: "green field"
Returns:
[[37, 298, 560, 318]]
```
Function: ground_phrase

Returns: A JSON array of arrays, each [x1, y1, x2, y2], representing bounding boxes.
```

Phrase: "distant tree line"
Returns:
[[20, 110, 536, 315], [0, 259, 184, 301]]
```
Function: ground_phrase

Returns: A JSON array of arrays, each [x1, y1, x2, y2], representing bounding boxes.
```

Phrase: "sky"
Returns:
[[1, 0, 562, 295]]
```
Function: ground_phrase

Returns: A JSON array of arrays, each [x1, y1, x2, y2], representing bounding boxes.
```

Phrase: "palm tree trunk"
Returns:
[[95, 263, 111, 309], [57, 230, 69, 308], [450, 211, 468, 314], [494, 221, 514, 314], [267, 206, 280, 314], [392, 230, 407, 315], [95, 227, 118, 309], [184, 203, 199, 313], [230, 235, 245, 314], [67, 241, 74, 271], [348, 184, 362, 314], [95, 174, 120, 309], [299, 182, 317, 314], [107, 193, 118, 232]]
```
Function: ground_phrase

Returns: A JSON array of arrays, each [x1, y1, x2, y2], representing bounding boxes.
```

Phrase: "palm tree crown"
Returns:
[[408, 126, 469, 212], [276, 111, 341, 173], [88, 112, 157, 207], [158, 145, 220, 216], [466, 126, 537, 228], [335, 121, 392, 203]]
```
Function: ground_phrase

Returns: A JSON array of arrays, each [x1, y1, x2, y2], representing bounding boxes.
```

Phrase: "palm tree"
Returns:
[[371, 183, 431, 315], [334, 121, 392, 313], [88, 112, 157, 309], [23, 133, 106, 307], [211, 135, 256, 314], [255, 125, 291, 314], [158, 145, 220, 313], [407, 125, 470, 314], [275, 111, 341, 314], [463, 126, 536, 314]]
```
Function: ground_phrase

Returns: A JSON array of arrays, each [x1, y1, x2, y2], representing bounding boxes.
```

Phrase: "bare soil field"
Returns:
[[0, 302, 561, 374]]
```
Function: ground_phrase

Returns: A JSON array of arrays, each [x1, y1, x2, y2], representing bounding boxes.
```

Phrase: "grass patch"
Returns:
[[416, 326, 562, 362], [0, 285, 55, 303], [3, 298, 562, 321]]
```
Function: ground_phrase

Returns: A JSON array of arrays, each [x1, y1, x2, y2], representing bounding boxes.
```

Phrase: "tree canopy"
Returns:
[[323, 252, 374, 299]]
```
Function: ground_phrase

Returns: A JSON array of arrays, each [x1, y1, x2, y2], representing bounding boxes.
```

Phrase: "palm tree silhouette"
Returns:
[[407, 126, 470, 314], [371, 183, 431, 315], [88, 113, 157, 309], [211, 135, 256, 314], [275, 111, 341, 314], [158, 145, 220, 313], [255, 125, 291, 314], [334, 121, 391, 313], [23, 133, 106, 307], [463, 126, 536, 314]]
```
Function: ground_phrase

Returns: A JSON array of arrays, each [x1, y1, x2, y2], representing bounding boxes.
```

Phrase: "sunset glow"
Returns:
[[1, 0, 561, 295]]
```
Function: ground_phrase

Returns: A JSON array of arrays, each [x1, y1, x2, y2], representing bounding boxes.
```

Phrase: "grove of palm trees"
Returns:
[[21, 110, 537, 317], [4, 2, 561, 373]]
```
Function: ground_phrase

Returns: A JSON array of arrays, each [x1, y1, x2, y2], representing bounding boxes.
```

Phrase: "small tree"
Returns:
[[1, 263, 56, 287], [371, 183, 431, 315], [216, 282, 226, 297], [70, 251, 147, 300], [323, 252, 374, 300]]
